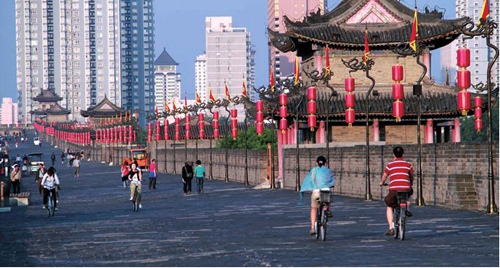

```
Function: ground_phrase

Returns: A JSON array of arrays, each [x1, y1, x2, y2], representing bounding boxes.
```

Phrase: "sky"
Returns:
[[0, 0, 456, 101]]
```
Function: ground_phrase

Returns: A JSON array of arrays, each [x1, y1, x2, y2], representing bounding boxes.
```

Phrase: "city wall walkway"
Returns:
[[0, 138, 498, 266]]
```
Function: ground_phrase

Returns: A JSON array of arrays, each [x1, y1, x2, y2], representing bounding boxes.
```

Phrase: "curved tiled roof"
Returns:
[[269, 0, 468, 54], [32, 89, 63, 102], [80, 96, 125, 118]]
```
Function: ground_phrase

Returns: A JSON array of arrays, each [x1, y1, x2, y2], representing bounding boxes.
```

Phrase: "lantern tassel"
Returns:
[[462, 110, 468, 116]]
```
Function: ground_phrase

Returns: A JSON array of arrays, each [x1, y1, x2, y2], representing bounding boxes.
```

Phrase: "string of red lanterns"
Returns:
[[457, 47, 471, 116], [255, 100, 264, 136], [279, 93, 288, 133], [392, 64, 405, 122], [230, 108, 238, 140], [198, 113, 205, 139], [344, 77, 355, 126], [307, 87, 317, 131], [474, 95, 483, 132], [212, 111, 220, 139]]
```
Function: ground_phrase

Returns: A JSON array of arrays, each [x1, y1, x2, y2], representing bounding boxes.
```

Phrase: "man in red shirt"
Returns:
[[380, 146, 414, 236]]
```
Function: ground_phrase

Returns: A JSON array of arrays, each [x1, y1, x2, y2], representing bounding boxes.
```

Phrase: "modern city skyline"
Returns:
[[154, 48, 181, 113], [267, 0, 327, 81], [15, 0, 122, 123]]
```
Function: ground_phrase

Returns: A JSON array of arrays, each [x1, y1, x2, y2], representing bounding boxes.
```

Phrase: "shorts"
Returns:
[[311, 190, 321, 208], [384, 188, 414, 208]]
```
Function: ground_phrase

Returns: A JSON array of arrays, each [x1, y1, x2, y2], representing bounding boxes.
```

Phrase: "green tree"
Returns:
[[216, 125, 276, 150], [461, 107, 498, 143]]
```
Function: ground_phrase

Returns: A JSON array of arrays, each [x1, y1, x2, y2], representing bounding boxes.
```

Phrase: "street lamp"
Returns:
[[457, 17, 498, 214], [341, 56, 377, 201]]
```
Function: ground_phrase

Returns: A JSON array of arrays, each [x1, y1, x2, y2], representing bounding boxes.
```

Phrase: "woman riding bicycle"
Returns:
[[300, 156, 335, 235], [41, 167, 60, 210], [128, 161, 142, 208]]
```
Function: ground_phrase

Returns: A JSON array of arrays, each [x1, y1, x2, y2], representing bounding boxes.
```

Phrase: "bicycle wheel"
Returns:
[[315, 210, 320, 240], [399, 206, 406, 241], [393, 207, 400, 239], [320, 210, 328, 241]]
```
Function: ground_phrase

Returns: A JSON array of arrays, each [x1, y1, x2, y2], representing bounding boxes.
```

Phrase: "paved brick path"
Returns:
[[0, 138, 498, 266]]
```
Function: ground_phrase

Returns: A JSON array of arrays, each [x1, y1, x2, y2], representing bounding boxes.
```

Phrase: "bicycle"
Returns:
[[131, 183, 141, 212], [46, 189, 56, 217], [393, 191, 410, 240], [314, 189, 331, 241]]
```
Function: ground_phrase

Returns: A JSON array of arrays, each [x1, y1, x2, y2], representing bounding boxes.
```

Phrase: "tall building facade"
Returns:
[[154, 48, 181, 112], [441, 0, 499, 88], [267, 0, 327, 80], [1, 98, 18, 125], [205, 17, 255, 121], [120, 0, 155, 127], [15, 0, 122, 122], [195, 54, 207, 103], [15, 0, 154, 126]]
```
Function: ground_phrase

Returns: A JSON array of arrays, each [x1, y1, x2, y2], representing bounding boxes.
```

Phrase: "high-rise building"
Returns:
[[441, 0, 499, 88], [267, 0, 327, 80], [15, 0, 154, 126], [154, 48, 181, 112], [1, 98, 18, 125], [205, 17, 255, 121], [195, 54, 207, 103], [15, 0, 122, 122], [120, 0, 155, 127]]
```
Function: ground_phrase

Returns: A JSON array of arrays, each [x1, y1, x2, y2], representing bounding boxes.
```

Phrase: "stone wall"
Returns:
[[46, 132, 498, 212]]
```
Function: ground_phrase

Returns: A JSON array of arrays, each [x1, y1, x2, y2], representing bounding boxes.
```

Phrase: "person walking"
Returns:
[[194, 160, 206, 194], [148, 159, 157, 190], [51, 152, 56, 166], [181, 162, 193, 195], [41, 167, 60, 210], [10, 164, 22, 194], [60, 151, 65, 165], [73, 155, 81, 178], [299, 156, 335, 235], [121, 160, 130, 189]]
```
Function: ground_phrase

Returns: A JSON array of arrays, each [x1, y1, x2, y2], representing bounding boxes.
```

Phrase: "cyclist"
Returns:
[[128, 162, 142, 208], [300, 156, 335, 235], [41, 166, 60, 210], [380, 146, 414, 236]]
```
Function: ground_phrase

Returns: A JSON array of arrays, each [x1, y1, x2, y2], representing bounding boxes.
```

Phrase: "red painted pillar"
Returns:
[[452, 118, 461, 143], [425, 119, 434, 143], [373, 119, 380, 142]]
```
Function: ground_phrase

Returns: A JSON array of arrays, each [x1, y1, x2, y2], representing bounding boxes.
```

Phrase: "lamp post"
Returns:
[[458, 17, 498, 214], [392, 37, 427, 207], [341, 57, 377, 201]]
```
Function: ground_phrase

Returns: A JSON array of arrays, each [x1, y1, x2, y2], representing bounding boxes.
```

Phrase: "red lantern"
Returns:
[[457, 70, 471, 89], [198, 113, 205, 139], [147, 123, 152, 143], [256, 122, 264, 135], [175, 117, 180, 140], [392, 100, 404, 122], [307, 87, 317, 131], [392, 64, 404, 82], [231, 108, 238, 140], [474, 96, 483, 132], [457, 47, 470, 68], [156, 120, 160, 141], [475, 119, 483, 132], [308, 114, 317, 131], [345, 94, 355, 108], [256, 100, 264, 136], [213, 111, 219, 139], [345, 77, 355, 92], [279, 118, 288, 132], [345, 109, 355, 126], [457, 91, 471, 116], [392, 84, 404, 100], [128, 125, 133, 144], [185, 115, 191, 140]]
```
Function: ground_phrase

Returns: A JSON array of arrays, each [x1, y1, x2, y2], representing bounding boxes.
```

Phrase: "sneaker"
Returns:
[[42, 205, 46, 209], [56, 200, 59, 203], [385, 229, 395, 236], [310, 228, 316, 235], [405, 210, 413, 217], [326, 210, 333, 218], [139, 204, 142, 209], [55, 208, 58, 211], [129, 197, 133, 201]]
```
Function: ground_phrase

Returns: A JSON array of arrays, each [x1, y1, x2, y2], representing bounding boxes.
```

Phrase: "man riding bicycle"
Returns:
[[380, 146, 414, 236], [128, 162, 142, 208], [300, 156, 335, 235]]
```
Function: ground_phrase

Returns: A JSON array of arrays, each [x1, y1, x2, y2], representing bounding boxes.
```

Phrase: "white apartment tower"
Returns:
[[154, 48, 181, 112], [195, 54, 207, 103], [441, 0, 499, 88], [15, 0, 122, 122], [205, 17, 255, 121]]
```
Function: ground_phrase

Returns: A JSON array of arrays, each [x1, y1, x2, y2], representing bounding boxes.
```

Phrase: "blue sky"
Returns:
[[0, 0, 455, 101]]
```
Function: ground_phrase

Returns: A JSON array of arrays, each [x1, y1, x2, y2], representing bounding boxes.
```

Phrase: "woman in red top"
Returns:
[[148, 159, 157, 190], [121, 160, 130, 189]]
